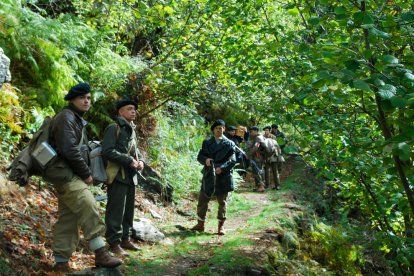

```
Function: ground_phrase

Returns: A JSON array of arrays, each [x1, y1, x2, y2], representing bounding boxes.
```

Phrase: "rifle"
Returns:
[[234, 144, 248, 159], [202, 160, 216, 198], [135, 169, 147, 181]]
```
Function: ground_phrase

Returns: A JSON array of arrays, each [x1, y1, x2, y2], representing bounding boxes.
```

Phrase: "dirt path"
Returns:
[[128, 172, 296, 276]]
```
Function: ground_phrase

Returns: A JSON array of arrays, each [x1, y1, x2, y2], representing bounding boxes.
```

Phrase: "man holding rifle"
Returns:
[[191, 119, 237, 235], [102, 100, 143, 256]]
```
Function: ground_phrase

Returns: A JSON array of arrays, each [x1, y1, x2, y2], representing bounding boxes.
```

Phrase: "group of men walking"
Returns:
[[23, 82, 289, 272], [44, 83, 142, 272], [191, 120, 288, 236]]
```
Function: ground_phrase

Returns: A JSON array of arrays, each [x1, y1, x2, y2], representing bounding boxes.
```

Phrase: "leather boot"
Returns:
[[256, 183, 265, 192], [53, 262, 71, 272], [191, 220, 205, 232], [121, 239, 141, 251], [109, 242, 129, 256], [95, 247, 123, 268], [218, 220, 225, 235]]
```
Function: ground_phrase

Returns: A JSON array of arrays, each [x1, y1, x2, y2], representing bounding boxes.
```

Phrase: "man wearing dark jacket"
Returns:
[[102, 100, 143, 256], [47, 83, 121, 272], [246, 126, 266, 192], [191, 119, 236, 235]]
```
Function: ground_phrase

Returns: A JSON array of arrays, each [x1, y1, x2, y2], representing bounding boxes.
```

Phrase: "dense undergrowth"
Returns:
[[1, 0, 413, 273]]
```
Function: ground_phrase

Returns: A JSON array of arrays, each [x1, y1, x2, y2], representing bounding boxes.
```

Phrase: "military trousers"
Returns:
[[250, 160, 265, 185], [265, 162, 281, 188], [105, 181, 136, 245], [53, 177, 106, 261], [197, 192, 228, 221]]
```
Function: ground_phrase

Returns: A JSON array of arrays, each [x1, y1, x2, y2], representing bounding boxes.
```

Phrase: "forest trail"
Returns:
[[125, 158, 309, 275], [0, 157, 324, 275]]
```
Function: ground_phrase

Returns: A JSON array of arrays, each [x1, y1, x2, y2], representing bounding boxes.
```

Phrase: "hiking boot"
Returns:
[[218, 220, 225, 236], [256, 183, 265, 192], [121, 239, 141, 251], [191, 220, 205, 232], [53, 262, 71, 273], [95, 246, 123, 268], [109, 242, 129, 256]]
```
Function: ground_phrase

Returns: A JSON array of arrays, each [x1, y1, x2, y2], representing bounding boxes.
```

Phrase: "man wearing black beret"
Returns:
[[46, 83, 122, 272], [102, 99, 143, 256], [225, 125, 249, 177], [271, 124, 288, 149], [191, 119, 237, 235]]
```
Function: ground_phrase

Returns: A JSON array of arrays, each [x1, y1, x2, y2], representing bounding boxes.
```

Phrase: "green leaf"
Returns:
[[403, 72, 414, 81], [164, 6, 174, 15], [378, 84, 397, 99], [370, 28, 390, 39], [401, 11, 414, 22], [390, 96, 408, 107], [334, 6, 346, 15], [353, 80, 371, 92], [382, 55, 398, 64], [397, 142, 411, 161], [308, 17, 320, 26], [287, 7, 299, 16], [363, 12, 374, 25]]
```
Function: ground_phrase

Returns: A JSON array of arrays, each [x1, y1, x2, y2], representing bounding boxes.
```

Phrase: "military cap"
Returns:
[[227, 125, 237, 131], [211, 119, 225, 131], [116, 100, 137, 111], [249, 126, 259, 131], [263, 126, 271, 131], [64, 83, 91, 101]]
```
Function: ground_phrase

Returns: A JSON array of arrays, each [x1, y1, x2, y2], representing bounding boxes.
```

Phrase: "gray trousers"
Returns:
[[105, 181, 136, 244], [196, 192, 228, 221]]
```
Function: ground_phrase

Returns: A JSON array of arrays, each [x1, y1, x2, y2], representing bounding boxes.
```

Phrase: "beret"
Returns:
[[227, 125, 237, 131], [64, 83, 91, 101], [211, 119, 225, 131], [249, 126, 259, 131], [116, 100, 137, 111], [263, 126, 271, 131]]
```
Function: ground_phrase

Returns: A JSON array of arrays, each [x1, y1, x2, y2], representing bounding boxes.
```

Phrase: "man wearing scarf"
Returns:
[[102, 100, 143, 256]]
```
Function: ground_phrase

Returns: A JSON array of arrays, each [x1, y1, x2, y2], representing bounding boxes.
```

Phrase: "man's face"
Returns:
[[228, 130, 236, 136], [70, 93, 91, 113], [264, 129, 271, 136], [119, 104, 137, 122], [213, 125, 225, 138], [250, 130, 259, 137]]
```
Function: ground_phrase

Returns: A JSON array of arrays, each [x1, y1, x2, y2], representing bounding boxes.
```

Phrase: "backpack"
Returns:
[[89, 141, 108, 184], [8, 116, 55, 186], [263, 137, 280, 158]]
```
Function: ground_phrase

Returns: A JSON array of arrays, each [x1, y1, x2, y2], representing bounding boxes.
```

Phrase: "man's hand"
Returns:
[[206, 158, 213, 167], [84, 175, 93, 184], [137, 160, 144, 170], [130, 159, 140, 169], [215, 167, 222, 175]]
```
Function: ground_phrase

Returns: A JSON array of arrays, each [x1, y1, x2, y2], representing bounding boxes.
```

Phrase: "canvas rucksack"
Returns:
[[8, 116, 55, 186]]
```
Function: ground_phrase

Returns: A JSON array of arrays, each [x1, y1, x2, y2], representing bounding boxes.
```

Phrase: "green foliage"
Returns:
[[147, 102, 206, 196], [305, 222, 363, 274]]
